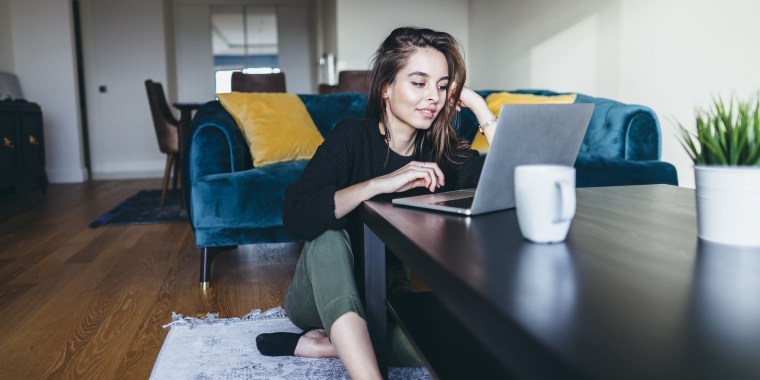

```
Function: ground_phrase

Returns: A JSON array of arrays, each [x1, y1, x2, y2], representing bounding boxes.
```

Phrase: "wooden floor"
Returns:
[[0, 180, 299, 379]]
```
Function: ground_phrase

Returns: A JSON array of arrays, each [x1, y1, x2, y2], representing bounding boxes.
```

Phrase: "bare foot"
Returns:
[[293, 329, 337, 358], [303, 329, 327, 339]]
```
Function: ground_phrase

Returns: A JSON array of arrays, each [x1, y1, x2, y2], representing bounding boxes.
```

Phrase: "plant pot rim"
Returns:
[[694, 165, 760, 172]]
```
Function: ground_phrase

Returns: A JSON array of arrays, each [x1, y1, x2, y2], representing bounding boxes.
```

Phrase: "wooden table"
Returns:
[[360, 185, 760, 379]]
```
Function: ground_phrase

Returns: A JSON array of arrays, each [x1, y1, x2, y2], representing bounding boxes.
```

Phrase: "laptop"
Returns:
[[392, 103, 594, 216]]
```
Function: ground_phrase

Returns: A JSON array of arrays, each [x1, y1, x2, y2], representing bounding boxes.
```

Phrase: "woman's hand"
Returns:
[[372, 161, 445, 193], [332, 161, 444, 219], [456, 86, 488, 113]]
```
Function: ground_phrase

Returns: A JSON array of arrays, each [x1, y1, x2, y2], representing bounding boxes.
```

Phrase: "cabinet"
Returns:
[[0, 100, 47, 194]]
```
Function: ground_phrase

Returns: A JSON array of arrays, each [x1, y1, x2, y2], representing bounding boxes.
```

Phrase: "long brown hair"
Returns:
[[367, 27, 469, 165]]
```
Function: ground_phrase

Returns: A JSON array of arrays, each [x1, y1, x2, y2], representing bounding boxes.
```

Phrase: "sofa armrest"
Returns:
[[575, 154, 678, 188], [574, 94, 661, 161], [185, 101, 250, 179], [625, 107, 661, 161], [182, 101, 251, 218]]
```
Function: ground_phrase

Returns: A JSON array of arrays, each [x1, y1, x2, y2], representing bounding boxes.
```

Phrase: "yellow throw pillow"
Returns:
[[471, 92, 578, 153], [217, 92, 324, 167]]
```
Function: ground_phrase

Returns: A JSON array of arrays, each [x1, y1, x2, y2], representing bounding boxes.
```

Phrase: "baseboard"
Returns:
[[46, 166, 166, 182], [90, 160, 166, 180], [91, 170, 164, 180], [46, 167, 87, 183]]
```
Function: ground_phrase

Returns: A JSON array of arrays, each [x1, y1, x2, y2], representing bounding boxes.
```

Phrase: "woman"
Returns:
[[256, 26, 497, 379]]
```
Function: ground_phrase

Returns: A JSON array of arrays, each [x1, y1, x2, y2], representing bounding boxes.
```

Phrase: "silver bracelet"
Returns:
[[478, 117, 498, 135]]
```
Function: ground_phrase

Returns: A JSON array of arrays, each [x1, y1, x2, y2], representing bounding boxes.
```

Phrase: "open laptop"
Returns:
[[392, 103, 595, 215]]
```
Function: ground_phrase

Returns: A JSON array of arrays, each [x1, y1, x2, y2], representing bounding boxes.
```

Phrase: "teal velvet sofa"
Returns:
[[183, 90, 678, 287]]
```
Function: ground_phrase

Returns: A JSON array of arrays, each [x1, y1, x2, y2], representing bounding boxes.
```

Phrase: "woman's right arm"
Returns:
[[333, 161, 444, 219], [457, 86, 497, 143], [284, 121, 445, 239]]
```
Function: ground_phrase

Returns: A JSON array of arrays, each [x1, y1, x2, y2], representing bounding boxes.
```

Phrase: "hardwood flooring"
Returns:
[[0, 180, 299, 379]]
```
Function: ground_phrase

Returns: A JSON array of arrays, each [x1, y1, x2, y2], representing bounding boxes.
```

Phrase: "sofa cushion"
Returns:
[[191, 160, 309, 230], [470, 92, 578, 153], [217, 92, 324, 167], [484, 92, 578, 116]]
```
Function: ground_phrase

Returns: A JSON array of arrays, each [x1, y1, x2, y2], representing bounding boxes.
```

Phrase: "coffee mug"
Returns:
[[514, 165, 576, 243]]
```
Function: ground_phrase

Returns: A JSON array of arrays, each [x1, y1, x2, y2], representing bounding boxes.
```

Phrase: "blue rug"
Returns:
[[89, 189, 188, 228]]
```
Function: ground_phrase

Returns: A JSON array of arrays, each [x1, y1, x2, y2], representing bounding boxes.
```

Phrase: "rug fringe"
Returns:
[[163, 306, 288, 328], [241, 306, 288, 320]]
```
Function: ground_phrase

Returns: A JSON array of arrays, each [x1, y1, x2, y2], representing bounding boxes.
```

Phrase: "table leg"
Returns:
[[364, 224, 388, 379]]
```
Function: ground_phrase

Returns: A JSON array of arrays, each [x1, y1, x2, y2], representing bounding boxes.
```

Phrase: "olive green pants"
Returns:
[[284, 229, 421, 366]]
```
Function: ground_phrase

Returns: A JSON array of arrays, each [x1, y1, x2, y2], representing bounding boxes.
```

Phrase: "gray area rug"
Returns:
[[151, 307, 431, 380]]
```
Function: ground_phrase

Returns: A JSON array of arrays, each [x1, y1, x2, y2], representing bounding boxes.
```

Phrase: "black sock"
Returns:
[[256, 329, 313, 356]]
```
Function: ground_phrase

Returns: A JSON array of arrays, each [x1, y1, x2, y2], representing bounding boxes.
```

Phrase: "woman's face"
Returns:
[[383, 47, 449, 133]]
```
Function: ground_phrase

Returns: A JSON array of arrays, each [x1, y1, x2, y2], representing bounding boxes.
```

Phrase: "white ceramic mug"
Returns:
[[514, 165, 576, 243]]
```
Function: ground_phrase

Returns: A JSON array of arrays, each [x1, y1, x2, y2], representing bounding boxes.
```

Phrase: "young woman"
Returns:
[[256, 26, 497, 379]]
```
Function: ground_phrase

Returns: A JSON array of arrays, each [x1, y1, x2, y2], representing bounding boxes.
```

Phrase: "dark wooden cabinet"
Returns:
[[0, 100, 47, 194]]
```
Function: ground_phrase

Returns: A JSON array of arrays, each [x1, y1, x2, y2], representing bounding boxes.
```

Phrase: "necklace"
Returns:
[[381, 122, 415, 156]]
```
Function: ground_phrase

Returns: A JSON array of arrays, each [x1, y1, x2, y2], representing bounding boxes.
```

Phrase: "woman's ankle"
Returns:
[[294, 335, 337, 358]]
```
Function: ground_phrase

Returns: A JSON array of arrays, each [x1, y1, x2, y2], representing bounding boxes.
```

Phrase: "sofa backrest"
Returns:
[[297, 93, 368, 137], [195, 90, 660, 166], [297, 90, 661, 161]]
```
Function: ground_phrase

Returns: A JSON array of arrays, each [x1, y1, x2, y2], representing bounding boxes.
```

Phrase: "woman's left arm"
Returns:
[[457, 87, 498, 144]]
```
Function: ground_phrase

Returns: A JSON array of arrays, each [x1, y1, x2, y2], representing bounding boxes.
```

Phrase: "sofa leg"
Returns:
[[200, 246, 235, 289]]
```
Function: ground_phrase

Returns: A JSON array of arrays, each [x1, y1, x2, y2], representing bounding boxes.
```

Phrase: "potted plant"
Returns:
[[677, 93, 760, 246]]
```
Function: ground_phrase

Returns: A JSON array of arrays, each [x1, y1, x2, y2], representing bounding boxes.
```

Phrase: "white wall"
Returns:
[[0, 0, 13, 73], [335, 0, 470, 71], [9, 0, 85, 183], [468, 0, 760, 188]]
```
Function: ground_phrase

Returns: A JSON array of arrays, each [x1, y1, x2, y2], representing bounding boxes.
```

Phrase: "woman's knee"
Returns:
[[303, 229, 354, 265], [310, 229, 351, 248]]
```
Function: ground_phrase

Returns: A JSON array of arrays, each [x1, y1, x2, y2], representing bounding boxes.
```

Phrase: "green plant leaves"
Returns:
[[676, 93, 760, 166]]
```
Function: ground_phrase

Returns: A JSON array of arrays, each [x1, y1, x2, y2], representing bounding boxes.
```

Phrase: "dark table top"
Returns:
[[361, 185, 760, 379]]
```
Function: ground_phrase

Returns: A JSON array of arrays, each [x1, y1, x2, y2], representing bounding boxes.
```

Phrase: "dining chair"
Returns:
[[230, 72, 287, 93], [144, 79, 180, 206], [318, 70, 371, 94]]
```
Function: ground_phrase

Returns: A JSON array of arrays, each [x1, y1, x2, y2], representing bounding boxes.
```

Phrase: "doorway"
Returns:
[[211, 6, 281, 93]]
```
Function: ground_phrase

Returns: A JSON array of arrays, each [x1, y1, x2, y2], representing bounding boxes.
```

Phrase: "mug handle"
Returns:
[[554, 180, 576, 222]]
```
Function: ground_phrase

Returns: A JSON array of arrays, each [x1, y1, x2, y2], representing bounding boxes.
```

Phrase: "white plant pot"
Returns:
[[695, 165, 760, 246]]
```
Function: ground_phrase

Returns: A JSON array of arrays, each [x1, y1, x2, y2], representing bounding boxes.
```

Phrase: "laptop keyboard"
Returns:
[[434, 197, 474, 209]]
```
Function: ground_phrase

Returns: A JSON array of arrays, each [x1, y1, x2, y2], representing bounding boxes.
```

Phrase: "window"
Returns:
[[211, 6, 279, 93]]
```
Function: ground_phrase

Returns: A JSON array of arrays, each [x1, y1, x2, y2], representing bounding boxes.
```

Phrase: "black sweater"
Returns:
[[283, 119, 484, 241]]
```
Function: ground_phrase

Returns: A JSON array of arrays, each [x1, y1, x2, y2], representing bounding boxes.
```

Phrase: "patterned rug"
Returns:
[[89, 189, 187, 228], [150, 307, 431, 380]]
